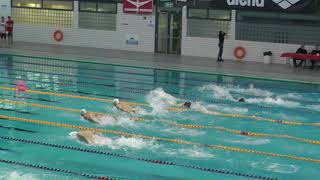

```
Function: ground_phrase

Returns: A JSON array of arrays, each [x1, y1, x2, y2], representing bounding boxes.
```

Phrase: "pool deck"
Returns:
[[0, 41, 319, 84]]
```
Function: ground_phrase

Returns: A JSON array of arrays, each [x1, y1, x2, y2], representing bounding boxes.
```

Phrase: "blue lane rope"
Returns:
[[0, 136, 277, 180], [0, 159, 118, 179], [2, 55, 318, 93]]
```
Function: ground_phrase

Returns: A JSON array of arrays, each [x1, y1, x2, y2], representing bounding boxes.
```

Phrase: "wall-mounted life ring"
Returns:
[[53, 30, 64, 42], [233, 46, 246, 59]]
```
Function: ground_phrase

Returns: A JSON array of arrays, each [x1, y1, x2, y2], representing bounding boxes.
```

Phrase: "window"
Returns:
[[97, 2, 116, 13], [12, 0, 73, 10], [79, 1, 96, 11], [42, 0, 73, 10], [79, 1, 117, 13], [208, 9, 231, 20], [12, 0, 41, 8], [188, 8, 231, 20], [187, 8, 231, 38], [188, 8, 207, 18], [236, 11, 320, 45], [12, 8, 73, 27], [79, 1, 117, 30]]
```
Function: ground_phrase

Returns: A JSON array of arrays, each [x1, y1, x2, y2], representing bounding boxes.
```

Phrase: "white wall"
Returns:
[[0, 0, 11, 18], [13, 3, 155, 53], [181, 8, 302, 64]]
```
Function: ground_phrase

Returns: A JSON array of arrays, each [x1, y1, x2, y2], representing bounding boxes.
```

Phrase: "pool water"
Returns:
[[0, 54, 319, 180]]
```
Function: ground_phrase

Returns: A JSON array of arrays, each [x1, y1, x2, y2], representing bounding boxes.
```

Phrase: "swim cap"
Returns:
[[183, 102, 192, 108], [81, 109, 87, 115], [238, 98, 245, 102], [113, 99, 120, 105]]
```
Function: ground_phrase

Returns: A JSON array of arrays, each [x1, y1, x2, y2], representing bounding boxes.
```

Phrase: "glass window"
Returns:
[[79, 1, 97, 11], [42, 0, 73, 10], [12, 0, 41, 8], [188, 8, 207, 18], [208, 9, 231, 20], [97, 2, 117, 13]]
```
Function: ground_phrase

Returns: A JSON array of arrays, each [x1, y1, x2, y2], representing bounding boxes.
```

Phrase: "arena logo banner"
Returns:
[[194, 0, 316, 13], [123, 0, 154, 14]]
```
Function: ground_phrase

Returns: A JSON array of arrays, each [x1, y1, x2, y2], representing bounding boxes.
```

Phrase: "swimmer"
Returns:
[[81, 109, 142, 124], [76, 130, 101, 144], [80, 109, 105, 124], [177, 101, 192, 109], [113, 99, 138, 114], [238, 98, 245, 103]]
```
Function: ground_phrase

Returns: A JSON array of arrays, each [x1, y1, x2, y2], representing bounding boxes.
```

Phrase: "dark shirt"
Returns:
[[219, 32, 226, 44], [296, 48, 307, 54], [311, 50, 320, 55]]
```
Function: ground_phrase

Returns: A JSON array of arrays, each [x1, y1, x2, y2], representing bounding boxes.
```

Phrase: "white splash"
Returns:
[[246, 97, 300, 108], [70, 132, 158, 150], [206, 104, 248, 114], [165, 148, 215, 159], [230, 84, 273, 97], [145, 88, 177, 114], [278, 93, 304, 100], [161, 127, 205, 137], [199, 85, 235, 101], [228, 137, 270, 145], [0, 171, 39, 180], [251, 162, 299, 174], [306, 105, 320, 112], [98, 115, 136, 127]]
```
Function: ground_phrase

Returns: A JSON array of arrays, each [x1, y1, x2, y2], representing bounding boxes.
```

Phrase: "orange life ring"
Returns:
[[53, 30, 63, 42], [234, 46, 246, 59]]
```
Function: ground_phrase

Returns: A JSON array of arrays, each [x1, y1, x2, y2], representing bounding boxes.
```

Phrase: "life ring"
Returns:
[[53, 30, 63, 42], [234, 46, 246, 59]]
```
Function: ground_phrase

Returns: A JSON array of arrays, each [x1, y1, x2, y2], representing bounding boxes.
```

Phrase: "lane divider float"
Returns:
[[0, 136, 276, 180], [0, 114, 320, 164], [0, 159, 115, 179], [1, 99, 319, 145]]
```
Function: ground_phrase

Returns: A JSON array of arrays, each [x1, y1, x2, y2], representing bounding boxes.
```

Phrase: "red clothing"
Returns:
[[6, 20, 14, 32]]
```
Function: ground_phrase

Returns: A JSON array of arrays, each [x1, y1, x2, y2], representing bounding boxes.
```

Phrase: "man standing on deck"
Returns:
[[217, 31, 226, 62], [6, 16, 14, 44], [0, 17, 6, 44]]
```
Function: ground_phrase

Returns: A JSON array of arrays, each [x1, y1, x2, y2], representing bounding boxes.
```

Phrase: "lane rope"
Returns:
[[0, 114, 320, 164], [1, 99, 319, 145], [164, 121, 320, 145], [0, 136, 276, 180], [0, 94, 318, 128], [0, 159, 116, 179]]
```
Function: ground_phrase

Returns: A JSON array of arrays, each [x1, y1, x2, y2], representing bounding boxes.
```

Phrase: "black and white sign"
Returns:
[[193, 0, 316, 13]]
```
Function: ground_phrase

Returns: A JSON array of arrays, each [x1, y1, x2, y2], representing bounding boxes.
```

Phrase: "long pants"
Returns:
[[293, 59, 303, 67], [218, 46, 223, 60]]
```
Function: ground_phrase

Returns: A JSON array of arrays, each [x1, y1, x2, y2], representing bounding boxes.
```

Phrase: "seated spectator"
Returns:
[[310, 44, 320, 69], [293, 44, 307, 67]]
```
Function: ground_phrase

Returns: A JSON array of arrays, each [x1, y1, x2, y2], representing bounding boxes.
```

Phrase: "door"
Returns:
[[156, 10, 181, 54]]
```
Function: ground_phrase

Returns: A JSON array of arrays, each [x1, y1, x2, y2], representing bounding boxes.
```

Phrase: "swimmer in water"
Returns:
[[113, 99, 139, 114], [81, 109, 142, 124], [238, 98, 245, 103], [176, 101, 192, 109], [80, 109, 105, 124], [76, 130, 102, 144]]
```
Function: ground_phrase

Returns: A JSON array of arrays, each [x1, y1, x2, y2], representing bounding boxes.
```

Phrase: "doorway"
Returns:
[[155, 9, 182, 54]]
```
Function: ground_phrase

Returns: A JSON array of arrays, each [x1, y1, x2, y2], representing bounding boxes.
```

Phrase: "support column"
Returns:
[[229, 10, 236, 40], [73, 0, 79, 28]]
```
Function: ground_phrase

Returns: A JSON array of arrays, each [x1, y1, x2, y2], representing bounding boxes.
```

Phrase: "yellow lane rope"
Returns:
[[0, 99, 143, 121], [164, 121, 320, 145], [1, 99, 320, 146], [1, 86, 318, 127], [0, 114, 319, 164]]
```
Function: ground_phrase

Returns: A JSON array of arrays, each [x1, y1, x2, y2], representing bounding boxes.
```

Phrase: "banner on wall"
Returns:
[[193, 0, 316, 13], [123, 0, 154, 14]]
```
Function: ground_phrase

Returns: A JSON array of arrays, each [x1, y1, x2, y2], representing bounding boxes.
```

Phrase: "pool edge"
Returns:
[[1, 52, 319, 86]]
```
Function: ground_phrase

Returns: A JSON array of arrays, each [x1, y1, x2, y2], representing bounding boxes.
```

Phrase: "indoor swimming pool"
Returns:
[[0, 54, 319, 180]]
